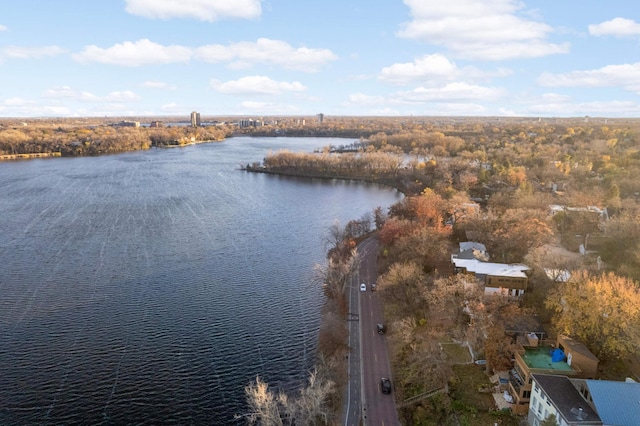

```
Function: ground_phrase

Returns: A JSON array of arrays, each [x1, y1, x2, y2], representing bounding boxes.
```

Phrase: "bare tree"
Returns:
[[238, 368, 335, 426], [240, 376, 286, 426]]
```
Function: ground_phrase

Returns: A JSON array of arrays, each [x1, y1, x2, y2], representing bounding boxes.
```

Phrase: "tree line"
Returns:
[[241, 117, 640, 424], [0, 122, 231, 157]]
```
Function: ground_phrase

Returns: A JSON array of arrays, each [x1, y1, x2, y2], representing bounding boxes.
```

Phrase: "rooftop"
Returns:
[[586, 379, 640, 426], [521, 346, 574, 372], [451, 257, 529, 278], [532, 374, 601, 424]]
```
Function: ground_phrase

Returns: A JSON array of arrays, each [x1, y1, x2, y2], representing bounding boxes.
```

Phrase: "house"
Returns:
[[575, 378, 640, 425], [528, 374, 601, 426], [528, 374, 640, 426], [457, 241, 489, 261], [451, 256, 530, 297], [502, 335, 599, 415]]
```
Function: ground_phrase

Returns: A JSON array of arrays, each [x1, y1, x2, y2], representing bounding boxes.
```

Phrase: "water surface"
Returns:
[[0, 137, 402, 424]]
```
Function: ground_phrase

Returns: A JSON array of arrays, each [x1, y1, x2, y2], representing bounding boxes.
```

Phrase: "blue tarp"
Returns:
[[551, 348, 565, 362]]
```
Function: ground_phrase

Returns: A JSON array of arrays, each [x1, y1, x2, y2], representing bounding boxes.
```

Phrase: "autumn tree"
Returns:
[[600, 211, 640, 280], [373, 206, 387, 230], [425, 274, 483, 337], [484, 299, 535, 372], [314, 252, 358, 310], [545, 270, 640, 359], [461, 208, 554, 263], [378, 217, 415, 246], [377, 262, 429, 320], [389, 317, 451, 396], [386, 226, 451, 273]]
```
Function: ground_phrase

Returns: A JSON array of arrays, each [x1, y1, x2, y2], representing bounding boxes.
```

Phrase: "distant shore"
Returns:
[[0, 152, 61, 161]]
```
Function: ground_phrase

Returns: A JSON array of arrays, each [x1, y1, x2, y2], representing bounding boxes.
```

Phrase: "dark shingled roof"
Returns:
[[532, 374, 601, 424]]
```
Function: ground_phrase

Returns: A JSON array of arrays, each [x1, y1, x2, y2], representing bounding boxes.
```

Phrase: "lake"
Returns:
[[0, 136, 402, 425]]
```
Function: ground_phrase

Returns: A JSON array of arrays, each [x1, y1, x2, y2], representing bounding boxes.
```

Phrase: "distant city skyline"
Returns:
[[1, 0, 639, 118]]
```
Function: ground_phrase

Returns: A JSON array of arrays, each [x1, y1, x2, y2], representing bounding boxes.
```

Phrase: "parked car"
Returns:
[[380, 377, 392, 394], [359, 283, 366, 292], [376, 323, 386, 334]]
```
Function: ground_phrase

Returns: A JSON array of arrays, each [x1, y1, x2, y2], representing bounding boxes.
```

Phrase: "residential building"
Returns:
[[237, 119, 263, 128], [118, 120, 140, 127], [457, 241, 488, 261], [190, 111, 201, 127], [451, 256, 530, 297], [528, 374, 601, 426], [529, 374, 640, 426], [504, 335, 599, 415]]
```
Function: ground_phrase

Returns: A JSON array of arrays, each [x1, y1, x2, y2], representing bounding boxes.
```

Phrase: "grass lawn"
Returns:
[[440, 339, 473, 364], [449, 364, 521, 426]]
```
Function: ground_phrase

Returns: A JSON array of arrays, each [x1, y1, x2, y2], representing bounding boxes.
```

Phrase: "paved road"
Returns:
[[342, 237, 400, 426], [356, 238, 401, 426], [343, 265, 363, 426]]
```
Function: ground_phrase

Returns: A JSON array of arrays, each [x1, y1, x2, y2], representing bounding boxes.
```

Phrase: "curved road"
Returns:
[[343, 237, 400, 426]]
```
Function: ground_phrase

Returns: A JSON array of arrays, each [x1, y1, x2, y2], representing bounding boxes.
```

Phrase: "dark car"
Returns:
[[380, 377, 392, 394], [371, 283, 377, 292], [376, 323, 386, 334]]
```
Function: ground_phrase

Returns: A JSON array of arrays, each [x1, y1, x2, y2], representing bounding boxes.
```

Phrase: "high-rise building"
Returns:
[[190, 111, 201, 127], [317, 113, 324, 123]]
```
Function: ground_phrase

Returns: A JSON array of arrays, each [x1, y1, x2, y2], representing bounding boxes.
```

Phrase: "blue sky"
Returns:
[[1, 0, 639, 118]]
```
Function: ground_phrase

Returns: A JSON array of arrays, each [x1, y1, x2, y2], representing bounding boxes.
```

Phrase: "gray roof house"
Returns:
[[528, 374, 640, 426]]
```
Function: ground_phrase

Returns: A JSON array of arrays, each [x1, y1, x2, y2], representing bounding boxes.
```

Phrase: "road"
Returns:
[[343, 237, 400, 426]]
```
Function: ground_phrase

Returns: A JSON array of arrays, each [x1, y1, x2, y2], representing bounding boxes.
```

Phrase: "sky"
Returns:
[[0, 0, 639, 118]]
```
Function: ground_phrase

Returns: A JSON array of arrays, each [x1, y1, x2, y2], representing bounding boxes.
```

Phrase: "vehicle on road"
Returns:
[[371, 283, 377, 291], [360, 283, 366, 292], [381, 377, 392, 394], [376, 323, 386, 334]]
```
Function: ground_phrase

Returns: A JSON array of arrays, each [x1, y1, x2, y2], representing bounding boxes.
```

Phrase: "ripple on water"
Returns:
[[0, 139, 402, 424]]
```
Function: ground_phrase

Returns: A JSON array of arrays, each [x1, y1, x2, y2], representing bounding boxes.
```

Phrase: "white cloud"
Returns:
[[42, 86, 98, 101], [346, 82, 504, 111], [210, 76, 306, 95], [161, 102, 181, 112], [239, 101, 300, 114], [72, 38, 335, 71], [105, 91, 140, 102], [73, 39, 191, 67], [525, 99, 640, 116], [0, 104, 72, 117], [538, 63, 640, 94], [140, 80, 176, 90], [346, 93, 386, 107], [398, 0, 569, 60], [393, 82, 505, 103], [195, 38, 337, 72], [0, 45, 65, 59], [379, 53, 512, 85], [124, 0, 262, 22], [427, 103, 488, 114], [368, 107, 403, 116], [379, 54, 457, 84], [42, 86, 140, 102], [589, 18, 640, 37], [0, 24, 7, 31], [3, 97, 33, 106]]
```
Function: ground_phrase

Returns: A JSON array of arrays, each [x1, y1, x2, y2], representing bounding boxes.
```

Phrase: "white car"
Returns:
[[360, 283, 366, 292]]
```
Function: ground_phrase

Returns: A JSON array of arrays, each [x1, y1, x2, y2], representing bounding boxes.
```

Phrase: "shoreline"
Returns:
[[242, 165, 411, 196]]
